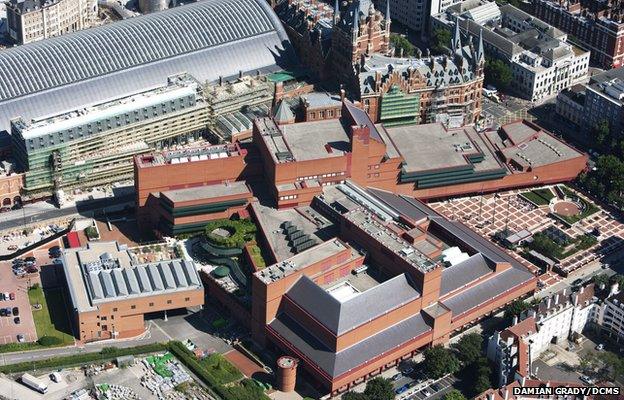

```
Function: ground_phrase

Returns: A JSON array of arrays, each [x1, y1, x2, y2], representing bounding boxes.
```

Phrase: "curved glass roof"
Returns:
[[0, 0, 285, 101]]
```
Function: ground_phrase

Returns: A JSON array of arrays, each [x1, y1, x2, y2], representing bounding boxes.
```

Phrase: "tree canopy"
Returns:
[[432, 28, 451, 55], [484, 58, 512, 89], [424, 345, 461, 378], [580, 155, 624, 210], [390, 34, 415, 57], [452, 333, 483, 365], [363, 377, 394, 400], [503, 299, 531, 320], [444, 389, 467, 400]]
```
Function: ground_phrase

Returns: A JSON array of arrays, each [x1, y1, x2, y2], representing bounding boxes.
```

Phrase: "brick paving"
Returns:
[[430, 185, 624, 284]]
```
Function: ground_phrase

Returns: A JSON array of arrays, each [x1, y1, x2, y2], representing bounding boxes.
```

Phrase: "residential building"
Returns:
[[11, 75, 210, 199], [0, 160, 23, 208], [0, 0, 298, 135], [555, 84, 586, 127], [432, 0, 590, 101], [556, 66, 624, 138], [61, 241, 204, 342], [531, 0, 624, 69], [487, 285, 596, 386], [593, 284, 624, 342], [476, 377, 595, 400], [5, 0, 97, 44], [249, 181, 537, 395], [384, 0, 462, 34], [582, 66, 624, 137]]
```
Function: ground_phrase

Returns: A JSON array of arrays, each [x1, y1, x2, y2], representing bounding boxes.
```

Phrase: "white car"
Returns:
[[596, 343, 605, 351]]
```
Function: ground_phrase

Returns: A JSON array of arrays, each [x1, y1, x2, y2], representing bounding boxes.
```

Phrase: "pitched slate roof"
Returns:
[[269, 311, 431, 377], [440, 253, 494, 296], [285, 274, 420, 335]]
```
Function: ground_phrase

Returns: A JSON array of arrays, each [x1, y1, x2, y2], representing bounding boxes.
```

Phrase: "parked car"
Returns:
[[13, 317, 20, 324], [9, 293, 15, 300], [2, 293, 9, 301], [580, 375, 595, 385], [4, 308, 12, 316], [24, 256, 36, 262], [432, 383, 442, 392], [50, 372, 62, 383], [392, 373, 403, 381], [572, 278, 583, 286], [421, 389, 432, 397], [395, 385, 408, 395], [26, 266, 38, 274], [12, 258, 23, 265], [12, 307, 19, 316], [402, 366, 414, 375], [16, 334, 24, 342], [596, 343, 605, 351], [0, 309, 6, 316]]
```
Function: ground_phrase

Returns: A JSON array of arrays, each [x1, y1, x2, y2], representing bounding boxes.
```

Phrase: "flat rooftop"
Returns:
[[345, 208, 438, 273], [256, 117, 351, 163], [161, 181, 251, 204], [251, 202, 336, 261], [256, 238, 356, 284], [62, 241, 202, 313], [493, 121, 584, 168], [385, 123, 503, 173], [136, 143, 243, 168]]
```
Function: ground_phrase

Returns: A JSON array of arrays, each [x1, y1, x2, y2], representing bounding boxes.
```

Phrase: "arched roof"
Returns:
[[0, 0, 296, 132]]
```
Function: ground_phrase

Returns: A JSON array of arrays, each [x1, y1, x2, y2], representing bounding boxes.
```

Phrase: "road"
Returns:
[[0, 194, 134, 232]]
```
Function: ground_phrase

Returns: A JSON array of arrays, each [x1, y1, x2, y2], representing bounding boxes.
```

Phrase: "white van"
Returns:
[[50, 372, 62, 383]]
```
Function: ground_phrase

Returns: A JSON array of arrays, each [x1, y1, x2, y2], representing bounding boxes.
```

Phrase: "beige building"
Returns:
[[6, 0, 97, 44]]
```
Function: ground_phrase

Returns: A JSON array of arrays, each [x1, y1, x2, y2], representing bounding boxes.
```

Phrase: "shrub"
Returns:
[[85, 226, 99, 239], [38, 335, 63, 346]]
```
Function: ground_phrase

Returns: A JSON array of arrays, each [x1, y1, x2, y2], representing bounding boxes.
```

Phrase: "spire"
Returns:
[[352, 6, 359, 40], [385, 0, 391, 23], [476, 28, 485, 63], [452, 18, 462, 52], [273, 100, 294, 124]]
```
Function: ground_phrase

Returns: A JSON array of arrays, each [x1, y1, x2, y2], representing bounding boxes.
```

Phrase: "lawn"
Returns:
[[28, 286, 75, 345], [520, 188, 554, 206], [200, 353, 243, 385]]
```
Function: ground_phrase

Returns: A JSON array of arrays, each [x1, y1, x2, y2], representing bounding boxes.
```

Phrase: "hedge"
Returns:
[[167, 341, 269, 400], [204, 219, 257, 249], [0, 342, 167, 374]]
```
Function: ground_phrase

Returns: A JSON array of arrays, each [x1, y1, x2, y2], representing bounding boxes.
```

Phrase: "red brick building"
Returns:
[[249, 182, 537, 395], [531, 0, 624, 69]]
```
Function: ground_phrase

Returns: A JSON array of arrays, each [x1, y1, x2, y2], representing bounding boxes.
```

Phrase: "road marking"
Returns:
[[149, 320, 172, 341]]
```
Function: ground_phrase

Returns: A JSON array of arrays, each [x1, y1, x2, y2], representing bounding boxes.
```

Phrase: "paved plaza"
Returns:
[[430, 186, 624, 286]]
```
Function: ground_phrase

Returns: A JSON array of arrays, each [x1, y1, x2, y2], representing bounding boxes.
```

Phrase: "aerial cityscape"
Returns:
[[0, 0, 622, 399]]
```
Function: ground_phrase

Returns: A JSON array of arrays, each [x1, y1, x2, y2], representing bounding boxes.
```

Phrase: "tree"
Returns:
[[593, 119, 610, 147], [432, 28, 451, 54], [468, 357, 493, 396], [390, 34, 415, 57], [444, 389, 467, 400], [593, 274, 610, 287], [610, 274, 624, 288], [503, 299, 531, 320], [342, 392, 370, 400], [363, 377, 394, 400], [484, 58, 512, 89], [85, 225, 99, 240], [424, 345, 460, 379], [452, 333, 483, 365]]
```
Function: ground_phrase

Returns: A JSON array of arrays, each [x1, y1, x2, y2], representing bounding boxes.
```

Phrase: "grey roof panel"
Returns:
[[88, 271, 104, 300], [367, 188, 428, 222], [99, 271, 116, 298], [440, 253, 494, 296], [182, 260, 201, 286], [135, 266, 153, 293], [171, 261, 189, 287], [123, 268, 141, 295], [148, 264, 165, 291], [269, 311, 432, 377], [286, 274, 420, 335], [441, 266, 534, 317], [112, 268, 129, 296], [158, 262, 177, 289]]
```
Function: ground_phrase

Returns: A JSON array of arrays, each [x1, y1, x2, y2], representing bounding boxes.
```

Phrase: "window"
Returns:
[[185, 297, 190, 302], [149, 302, 154, 307], [167, 300, 172, 304], [131, 305, 136, 310], [113, 308, 118, 312]]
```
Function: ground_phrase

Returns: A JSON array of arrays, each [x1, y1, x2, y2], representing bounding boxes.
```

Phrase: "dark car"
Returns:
[[25, 256, 36, 262], [431, 383, 442, 392], [26, 266, 38, 274], [13, 317, 20, 324], [9, 293, 15, 300], [4, 308, 11, 316], [0, 309, 6, 317], [572, 278, 583, 286], [12, 307, 18, 316]]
